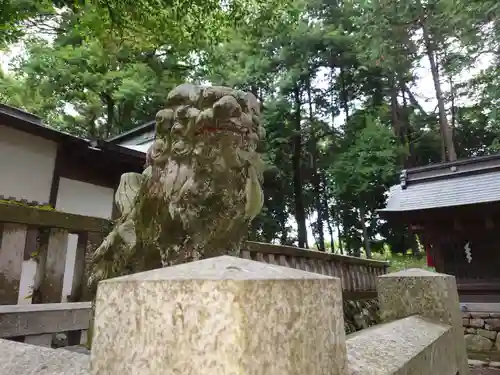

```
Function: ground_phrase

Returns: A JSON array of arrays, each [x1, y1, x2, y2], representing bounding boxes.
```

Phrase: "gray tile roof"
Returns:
[[381, 170, 500, 212]]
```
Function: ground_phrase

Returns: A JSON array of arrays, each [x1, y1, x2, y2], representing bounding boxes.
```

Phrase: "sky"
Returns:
[[0, 29, 495, 250]]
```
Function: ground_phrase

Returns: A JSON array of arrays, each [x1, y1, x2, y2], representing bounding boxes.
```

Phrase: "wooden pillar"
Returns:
[[0, 223, 28, 304], [67, 232, 89, 346], [38, 229, 69, 303]]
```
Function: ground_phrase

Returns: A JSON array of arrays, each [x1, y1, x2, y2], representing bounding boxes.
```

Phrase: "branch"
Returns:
[[23, 18, 65, 35], [403, 84, 428, 116]]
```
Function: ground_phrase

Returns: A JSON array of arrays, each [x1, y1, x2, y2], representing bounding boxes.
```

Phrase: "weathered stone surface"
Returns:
[[377, 268, 469, 375], [464, 318, 471, 326], [471, 318, 486, 328], [466, 334, 494, 352], [478, 329, 498, 341], [89, 84, 266, 290], [0, 338, 89, 374], [467, 328, 478, 334], [347, 315, 456, 374], [486, 319, 500, 331], [91, 256, 347, 375], [496, 333, 500, 352], [60, 345, 90, 355]]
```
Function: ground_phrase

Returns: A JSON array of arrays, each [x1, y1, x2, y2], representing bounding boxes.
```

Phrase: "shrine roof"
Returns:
[[379, 153, 500, 213], [0, 103, 145, 163]]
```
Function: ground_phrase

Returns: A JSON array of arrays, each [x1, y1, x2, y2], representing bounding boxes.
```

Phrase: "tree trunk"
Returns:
[[420, 18, 457, 161], [103, 93, 115, 139], [336, 223, 343, 254], [449, 76, 456, 131], [342, 213, 352, 255], [389, 77, 402, 141], [399, 80, 417, 168], [403, 84, 427, 115], [292, 85, 307, 248], [334, 208, 344, 255], [307, 80, 325, 251], [321, 175, 335, 253], [359, 203, 372, 259], [326, 215, 335, 253], [339, 67, 350, 123]]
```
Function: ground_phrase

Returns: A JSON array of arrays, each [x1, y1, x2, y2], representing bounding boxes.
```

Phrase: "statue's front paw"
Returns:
[[115, 172, 144, 216]]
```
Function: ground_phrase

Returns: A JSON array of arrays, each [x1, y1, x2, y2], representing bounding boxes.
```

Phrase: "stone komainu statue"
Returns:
[[88, 84, 265, 289]]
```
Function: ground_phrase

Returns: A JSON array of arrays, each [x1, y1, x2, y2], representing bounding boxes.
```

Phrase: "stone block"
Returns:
[[91, 256, 347, 375], [466, 328, 477, 334], [485, 319, 500, 331], [463, 318, 470, 326], [470, 318, 485, 328], [496, 334, 500, 352], [347, 315, 456, 374], [0, 338, 89, 374], [377, 268, 469, 375], [477, 329, 498, 341], [465, 334, 493, 352]]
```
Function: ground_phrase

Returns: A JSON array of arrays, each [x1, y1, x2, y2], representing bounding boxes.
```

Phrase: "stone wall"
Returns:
[[463, 311, 500, 354]]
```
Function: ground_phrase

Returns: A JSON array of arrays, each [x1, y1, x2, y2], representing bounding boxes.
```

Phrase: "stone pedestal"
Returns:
[[90, 255, 348, 375], [377, 268, 469, 375]]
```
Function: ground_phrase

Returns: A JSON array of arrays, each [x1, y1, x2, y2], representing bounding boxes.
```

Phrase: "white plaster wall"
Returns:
[[0, 124, 57, 203], [56, 178, 115, 219], [17, 259, 37, 304], [0, 125, 58, 303], [55, 178, 115, 302]]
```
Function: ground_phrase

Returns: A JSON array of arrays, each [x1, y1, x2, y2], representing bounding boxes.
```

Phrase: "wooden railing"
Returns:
[[241, 242, 388, 299], [0, 203, 388, 305], [0, 202, 110, 306], [0, 302, 91, 347], [0, 202, 388, 346]]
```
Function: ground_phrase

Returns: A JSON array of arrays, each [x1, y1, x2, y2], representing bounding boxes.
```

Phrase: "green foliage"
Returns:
[[1, 0, 500, 259], [332, 115, 401, 201], [371, 247, 435, 273]]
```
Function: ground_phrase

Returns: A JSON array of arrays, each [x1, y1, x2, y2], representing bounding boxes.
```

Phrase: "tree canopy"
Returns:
[[2, 0, 499, 255]]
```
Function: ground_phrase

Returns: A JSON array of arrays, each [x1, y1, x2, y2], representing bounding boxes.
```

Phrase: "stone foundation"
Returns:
[[463, 311, 500, 355]]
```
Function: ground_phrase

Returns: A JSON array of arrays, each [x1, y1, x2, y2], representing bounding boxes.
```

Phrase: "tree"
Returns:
[[3, 0, 500, 258]]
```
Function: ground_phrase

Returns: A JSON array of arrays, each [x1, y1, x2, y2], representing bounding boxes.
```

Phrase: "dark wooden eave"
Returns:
[[0, 103, 145, 165], [106, 120, 155, 144]]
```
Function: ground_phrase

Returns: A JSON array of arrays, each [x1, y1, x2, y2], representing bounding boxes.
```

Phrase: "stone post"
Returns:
[[377, 268, 469, 375], [90, 255, 348, 375]]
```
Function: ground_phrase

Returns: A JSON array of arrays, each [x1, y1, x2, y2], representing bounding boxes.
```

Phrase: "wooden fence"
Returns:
[[0, 302, 91, 347], [241, 242, 388, 300], [0, 201, 388, 346], [0, 202, 110, 306]]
